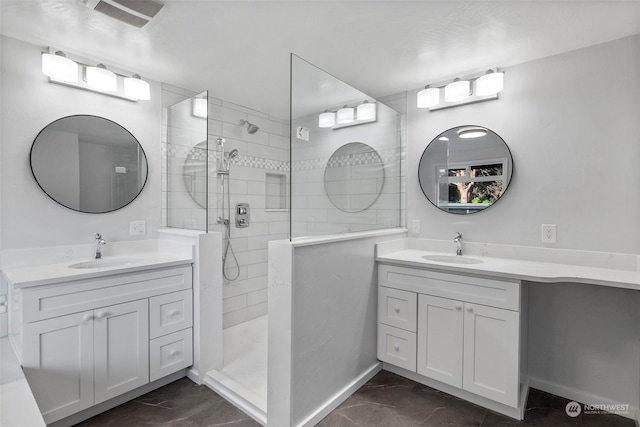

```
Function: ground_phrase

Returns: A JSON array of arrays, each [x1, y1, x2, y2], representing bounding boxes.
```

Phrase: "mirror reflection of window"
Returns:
[[419, 126, 513, 215]]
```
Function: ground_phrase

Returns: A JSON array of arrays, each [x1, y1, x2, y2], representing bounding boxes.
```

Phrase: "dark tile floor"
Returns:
[[75, 370, 634, 427]]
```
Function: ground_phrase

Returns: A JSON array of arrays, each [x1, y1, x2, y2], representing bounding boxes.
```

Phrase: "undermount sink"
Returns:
[[68, 258, 141, 269], [421, 254, 483, 265]]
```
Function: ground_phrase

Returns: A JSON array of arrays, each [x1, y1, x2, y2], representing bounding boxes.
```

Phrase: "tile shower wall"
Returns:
[[291, 98, 404, 237], [208, 97, 289, 328], [162, 85, 289, 329]]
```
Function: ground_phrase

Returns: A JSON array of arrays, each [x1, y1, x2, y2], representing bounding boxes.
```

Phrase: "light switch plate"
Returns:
[[541, 224, 556, 243], [411, 220, 421, 234], [130, 220, 146, 236]]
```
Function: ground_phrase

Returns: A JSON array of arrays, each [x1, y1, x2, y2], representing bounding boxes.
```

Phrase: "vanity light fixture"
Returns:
[[417, 68, 504, 111], [457, 127, 488, 139], [41, 51, 78, 83], [318, 110, 336, 128], [417, 85, 439, 108], [41, 47, 151, 101], [86, 64, 117, 92], [124, 74, 151, 100], [318, 101, 377, 129], [336, 106, 355, 124], [444, 78, 470, 102]]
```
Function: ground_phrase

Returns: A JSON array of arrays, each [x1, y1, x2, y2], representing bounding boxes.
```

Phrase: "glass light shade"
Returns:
[[318, 111, 336, 128], [457, 128, 487, 139], [475, 71, 504, 96], [336, 107, 354, 124], [192, 98, 207, 118], [356, 102, 376, 121], [124, 75, 150, 100], [86, 65, 117, 92], [417, 87, 440, 108], [42, 53, 78, 83], [444, 79, 470, 102]]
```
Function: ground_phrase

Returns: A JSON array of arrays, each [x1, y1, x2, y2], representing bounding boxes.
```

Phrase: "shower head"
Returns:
[[228, 149, 239, 159], [239, 119, 260, 134]]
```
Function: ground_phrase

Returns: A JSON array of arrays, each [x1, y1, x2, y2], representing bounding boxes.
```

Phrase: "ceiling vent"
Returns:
[[83, 0, 164, 28]]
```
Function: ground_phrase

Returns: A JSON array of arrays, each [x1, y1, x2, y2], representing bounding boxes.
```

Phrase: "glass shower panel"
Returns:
[[165, 91, 209, 231], [290, 55, 402, 239]]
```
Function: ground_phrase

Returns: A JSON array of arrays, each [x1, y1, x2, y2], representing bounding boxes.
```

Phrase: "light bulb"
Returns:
[[42, 51, 78, 83], [417, 86, 440, 108], [86, 64, 117, 92], [124, 74, 150, 100], [445, 79, 470, 102]]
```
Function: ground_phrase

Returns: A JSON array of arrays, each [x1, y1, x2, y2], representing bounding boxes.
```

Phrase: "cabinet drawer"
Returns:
[[377, 324, 416, 372], [150, 328, 193, 382], [149, 290, 193, 339], [22, 266, 193, 323], [379, 286, 417, 332], [379, 264, 520, 311]]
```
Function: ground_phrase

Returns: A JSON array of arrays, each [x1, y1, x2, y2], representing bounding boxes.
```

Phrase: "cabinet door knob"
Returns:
[[83, 314, 94, 322], [454, 303, 463, 311], [169, 309, 180, 318], [393, 343, 400, 352], [96, 311, 109, 319], [393, 306, 400, 314], [466, 306, 474, 313], [169, 350, 180, 358]]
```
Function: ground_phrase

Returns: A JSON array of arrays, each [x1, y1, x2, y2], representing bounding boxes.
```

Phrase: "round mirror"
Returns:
[[183, 140, 208, 208], [418, 126, 513, 214], [324, 142, 385, 212], [30, 115, 148, 213]]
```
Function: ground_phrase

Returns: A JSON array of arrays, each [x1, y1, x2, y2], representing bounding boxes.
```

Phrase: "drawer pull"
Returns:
[[169, 309, 181, 318], [393, 343, 400, 352], [394, 305, 400, 314], [169, 350, 181, 358], [455, 303, 463, 311]]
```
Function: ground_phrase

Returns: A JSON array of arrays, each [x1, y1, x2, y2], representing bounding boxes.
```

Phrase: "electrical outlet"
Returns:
[[411, 220, 421, 234], [129, 220, 146, 236], [541, 224, 556, 244]]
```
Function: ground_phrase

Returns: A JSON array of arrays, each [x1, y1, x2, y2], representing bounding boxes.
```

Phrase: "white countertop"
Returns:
[[1, 337, 46, 427], [2, 252, 193, 288], [376, 239, 640, 291]]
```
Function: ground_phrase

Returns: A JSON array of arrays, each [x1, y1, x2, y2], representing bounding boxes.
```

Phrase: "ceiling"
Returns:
[[1, 1, 639, 119]]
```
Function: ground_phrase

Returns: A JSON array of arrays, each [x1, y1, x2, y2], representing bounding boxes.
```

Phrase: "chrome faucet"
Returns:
[[454, 232, 463, 256], [94, 233, 106, 259]]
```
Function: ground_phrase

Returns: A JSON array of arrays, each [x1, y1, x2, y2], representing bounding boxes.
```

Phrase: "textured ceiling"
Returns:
[[1, 1, 639, 119]]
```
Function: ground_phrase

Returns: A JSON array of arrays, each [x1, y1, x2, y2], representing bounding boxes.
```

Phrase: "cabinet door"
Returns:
[[22, 311, 94, 424], [417, 294, 463, 388], [94, 299, 149, 404], [462, 303, 519, 407]]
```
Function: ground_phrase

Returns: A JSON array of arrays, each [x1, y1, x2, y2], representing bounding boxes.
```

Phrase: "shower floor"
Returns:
[[205, 315, 268, 423]]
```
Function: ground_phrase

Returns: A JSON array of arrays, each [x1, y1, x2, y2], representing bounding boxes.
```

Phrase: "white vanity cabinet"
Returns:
[[378, 263, 525, 415], [9, 264, 193, 425]]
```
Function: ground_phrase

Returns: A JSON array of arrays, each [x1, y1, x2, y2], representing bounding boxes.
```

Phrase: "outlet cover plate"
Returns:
[[541, 224, 556, 244], [130, 220, 146, 236]]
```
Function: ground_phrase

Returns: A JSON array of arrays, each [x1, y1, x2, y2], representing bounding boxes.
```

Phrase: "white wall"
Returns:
[[0, 36, 162, 251], [407, 34, 640, 411], [407, 34, 640, 254]]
